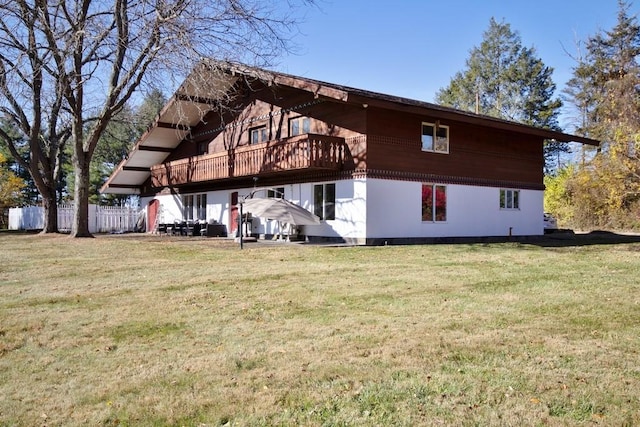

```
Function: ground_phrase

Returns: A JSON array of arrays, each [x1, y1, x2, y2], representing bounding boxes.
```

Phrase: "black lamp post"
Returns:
[[239, 177, 260, 250]]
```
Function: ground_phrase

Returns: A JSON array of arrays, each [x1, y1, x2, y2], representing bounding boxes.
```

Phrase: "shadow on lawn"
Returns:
[[530, 230, 640, 248]]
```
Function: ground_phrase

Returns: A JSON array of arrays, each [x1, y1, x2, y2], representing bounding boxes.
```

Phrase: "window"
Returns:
[[197, 142, 208, 155], [182, 195, 194, 220], [182, 193, 207, 220], [196, 194, 207, 219], [422, 184, 447, 222], [250, 125, 268, 144], [421, 122, 449, 153], [289, 116, 310, 137], [267, 187, 285, 199], [314, 183, 335, 220], [500, 189, 520, 210]]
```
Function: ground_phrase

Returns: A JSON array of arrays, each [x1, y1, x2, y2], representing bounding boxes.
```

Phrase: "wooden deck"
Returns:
[[150, 134, 346, 187]]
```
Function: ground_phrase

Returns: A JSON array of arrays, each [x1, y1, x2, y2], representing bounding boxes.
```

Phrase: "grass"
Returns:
[[0, 232, 639, 426]]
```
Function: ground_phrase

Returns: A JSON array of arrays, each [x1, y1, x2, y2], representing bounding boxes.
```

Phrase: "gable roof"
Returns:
[[101, 61, 600, 195]]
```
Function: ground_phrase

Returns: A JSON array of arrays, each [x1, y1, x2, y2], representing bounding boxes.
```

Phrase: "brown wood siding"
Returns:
[[152, 84, 543, 191], [167, 87, 368, 171], [365, 107, 543, 186]]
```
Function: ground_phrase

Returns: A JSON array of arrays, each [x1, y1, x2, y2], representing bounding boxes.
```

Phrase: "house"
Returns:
[[101, 61, 599, 244]]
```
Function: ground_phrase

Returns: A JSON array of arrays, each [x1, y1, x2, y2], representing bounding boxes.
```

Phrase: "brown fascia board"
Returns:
[[214, 61, 350, 102], [122, 166, 150, 172], [271, 75, 349, 102], [105, 184, 141, 189], [137, 145, 173, 153]]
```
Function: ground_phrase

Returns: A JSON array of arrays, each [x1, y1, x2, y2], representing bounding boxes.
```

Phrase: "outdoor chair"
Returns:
[[172, 221, 185, 236], [185, 221, 195, 236]]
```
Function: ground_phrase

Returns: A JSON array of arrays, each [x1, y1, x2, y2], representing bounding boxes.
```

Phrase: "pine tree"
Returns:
[[436, 18, 565, 171]]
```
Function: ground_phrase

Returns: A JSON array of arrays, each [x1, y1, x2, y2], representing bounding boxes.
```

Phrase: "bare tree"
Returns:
[[0, 0, 313, 236]]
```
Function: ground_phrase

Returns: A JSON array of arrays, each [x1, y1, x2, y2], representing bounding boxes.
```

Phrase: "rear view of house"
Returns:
[[101, 61, 598, 244]]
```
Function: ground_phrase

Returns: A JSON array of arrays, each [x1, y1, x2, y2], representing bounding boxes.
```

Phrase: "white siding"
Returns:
[[142, 177, 543, 240], [366, 178, 543, 238], [301, 178, 367, 240]]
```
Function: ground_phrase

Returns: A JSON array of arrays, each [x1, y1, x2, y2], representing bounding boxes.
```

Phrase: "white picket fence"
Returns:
[[8, 204, 142, 233]]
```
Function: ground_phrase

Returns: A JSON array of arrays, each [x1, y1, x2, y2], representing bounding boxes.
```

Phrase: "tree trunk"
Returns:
[[40, 193, 59, 233], [70, 151, 93, 238], [29, 156, 59, 234]]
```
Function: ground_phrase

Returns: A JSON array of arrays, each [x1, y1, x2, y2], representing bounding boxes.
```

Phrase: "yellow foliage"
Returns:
[[544, 166, 575, 226], [0, 153, 26, 209]]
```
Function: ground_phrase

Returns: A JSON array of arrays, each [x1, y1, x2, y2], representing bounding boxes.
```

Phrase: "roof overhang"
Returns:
[[101, 66, 239, 194]]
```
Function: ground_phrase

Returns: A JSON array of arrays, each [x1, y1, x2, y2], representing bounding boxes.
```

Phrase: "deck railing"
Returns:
[[151, 134, 345, 187]]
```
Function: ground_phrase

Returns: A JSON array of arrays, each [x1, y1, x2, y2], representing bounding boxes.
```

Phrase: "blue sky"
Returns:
[[278, 0, 634, 131]]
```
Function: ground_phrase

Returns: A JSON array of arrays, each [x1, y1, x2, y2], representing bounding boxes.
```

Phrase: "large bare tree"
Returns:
[[0, 0, 313, 236]]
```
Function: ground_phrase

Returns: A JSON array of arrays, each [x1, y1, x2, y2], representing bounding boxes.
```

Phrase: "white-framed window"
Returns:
[[422, 184, 447, 222], [500, 189, 520, 210], [250, 125, 268, 144], [267, 187, 285, 199], [196, 194, 207, 219], [182, 193, 207, 220], [289, 116, 310, 137], [314, 183, 335, 220], [421, 122, 449, 153]]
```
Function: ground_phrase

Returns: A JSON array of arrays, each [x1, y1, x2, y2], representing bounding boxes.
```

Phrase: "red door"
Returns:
[[230, 192, 238, 235], [148, 199, 159, 232]]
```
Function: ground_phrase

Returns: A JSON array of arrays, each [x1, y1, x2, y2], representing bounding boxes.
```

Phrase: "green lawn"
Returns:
[[1, 233, 639, 426]]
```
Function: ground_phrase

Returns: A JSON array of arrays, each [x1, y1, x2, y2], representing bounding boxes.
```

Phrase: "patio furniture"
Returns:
[[200, 221, 227, 237]]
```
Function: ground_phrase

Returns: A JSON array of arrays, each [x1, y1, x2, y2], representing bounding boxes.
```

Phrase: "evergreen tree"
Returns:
[[436, 18, 565, 171]]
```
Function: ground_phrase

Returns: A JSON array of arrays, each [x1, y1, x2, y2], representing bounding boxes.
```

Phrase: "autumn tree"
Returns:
[[0, 118, 43, 204], [0, 0, 314, 236], [436, 18, 565, 171], [562, 0, 640, 229], [0, 152, 26, 228]]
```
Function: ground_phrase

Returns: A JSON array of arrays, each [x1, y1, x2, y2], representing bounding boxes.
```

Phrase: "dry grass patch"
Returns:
[[0, 233, 639, 426]]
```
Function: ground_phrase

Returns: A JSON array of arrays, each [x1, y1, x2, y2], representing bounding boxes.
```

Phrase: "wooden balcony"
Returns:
[[150, 134, 346, 187]]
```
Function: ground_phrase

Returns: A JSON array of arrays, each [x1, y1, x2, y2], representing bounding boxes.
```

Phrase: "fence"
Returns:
[[8, 204, 142, 233]]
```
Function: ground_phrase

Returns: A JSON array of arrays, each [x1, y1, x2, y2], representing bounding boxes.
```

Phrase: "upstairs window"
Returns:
[[421, 122, 449, 153], [500, 189, 520, 210], [314, 183, 335, 220], [289, 116, 310, 137], [250, 125, 268, 145]]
